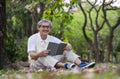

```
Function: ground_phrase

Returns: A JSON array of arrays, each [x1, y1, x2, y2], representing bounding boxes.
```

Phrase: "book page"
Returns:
[[47, 42, 59, 56], [47, 42, 67, 56], [56, 43, 67, 55]]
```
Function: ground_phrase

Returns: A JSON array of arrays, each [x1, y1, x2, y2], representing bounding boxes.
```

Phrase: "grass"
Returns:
[[0, 63, 120, 79]]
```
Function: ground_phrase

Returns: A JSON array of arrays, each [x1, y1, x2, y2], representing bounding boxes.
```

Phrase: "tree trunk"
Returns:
[[0, 0, 10, 69], [93, 32, 100, 63], [105, 17, 120, 62], [105, 29, 113, 62]]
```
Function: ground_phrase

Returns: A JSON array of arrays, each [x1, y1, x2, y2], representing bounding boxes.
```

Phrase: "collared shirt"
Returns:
[[27, 32, 61, 53]]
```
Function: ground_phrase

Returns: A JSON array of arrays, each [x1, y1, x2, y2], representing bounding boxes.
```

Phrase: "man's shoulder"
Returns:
[[48, 35, 58, 40], [48, 35, 61, 43], [28, 33, 38, 40]]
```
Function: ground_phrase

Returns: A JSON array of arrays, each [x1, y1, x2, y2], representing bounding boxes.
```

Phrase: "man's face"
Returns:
[[38, 22, 51, 36]]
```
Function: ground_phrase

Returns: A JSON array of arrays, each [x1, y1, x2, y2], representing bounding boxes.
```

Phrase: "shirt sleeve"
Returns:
[[27, 36, 36, 53]]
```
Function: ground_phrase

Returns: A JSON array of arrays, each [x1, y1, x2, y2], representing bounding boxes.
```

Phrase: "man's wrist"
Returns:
[[37, 52, 42, 58]]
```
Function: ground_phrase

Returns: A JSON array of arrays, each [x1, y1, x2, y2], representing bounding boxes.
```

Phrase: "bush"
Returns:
[[6, 35, 28, 62]]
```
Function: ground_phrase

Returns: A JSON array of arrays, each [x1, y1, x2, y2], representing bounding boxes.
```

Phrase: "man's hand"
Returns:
[[40, 50, 51, 57], [64, 43, 72, 51]]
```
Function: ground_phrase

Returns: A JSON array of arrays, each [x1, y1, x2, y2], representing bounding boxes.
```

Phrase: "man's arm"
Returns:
[[29, 50, 50, 60], [64, 43, 72, 51], [29, 51, 40, 60]]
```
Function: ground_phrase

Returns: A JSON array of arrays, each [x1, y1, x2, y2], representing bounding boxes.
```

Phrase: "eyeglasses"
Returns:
[[40, 25, 50, 28]]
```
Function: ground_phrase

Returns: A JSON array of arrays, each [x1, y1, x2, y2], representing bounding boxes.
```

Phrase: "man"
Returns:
[[27, 19, 95, 70]]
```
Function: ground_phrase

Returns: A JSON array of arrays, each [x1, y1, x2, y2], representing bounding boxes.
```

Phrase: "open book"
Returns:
[[47, 42, 67, 56]]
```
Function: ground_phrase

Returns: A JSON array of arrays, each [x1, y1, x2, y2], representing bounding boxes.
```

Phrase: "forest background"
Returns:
[[0, 0, 120, 69]]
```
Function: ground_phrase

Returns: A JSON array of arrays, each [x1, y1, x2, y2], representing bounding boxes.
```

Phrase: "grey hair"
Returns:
[[37, 19, 52, 27]]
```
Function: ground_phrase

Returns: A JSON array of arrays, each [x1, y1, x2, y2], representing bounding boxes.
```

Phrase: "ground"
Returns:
[[0, 62, 120, 79]]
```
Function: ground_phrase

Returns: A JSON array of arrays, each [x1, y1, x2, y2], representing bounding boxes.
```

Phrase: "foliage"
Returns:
[[6, 1, 29, 62], [114, 27, 120, 52], [14, 37, 28, 61], [115, 41, 120, 52], [64, 11, 91, 53], [5, 35, 28, 62], [5, 34, 17, 62]]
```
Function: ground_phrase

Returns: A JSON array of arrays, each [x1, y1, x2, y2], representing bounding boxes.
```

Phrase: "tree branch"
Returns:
[[102, 0, 112, 28], [112, 17, 120, 30], [78, 2, 92, 45]]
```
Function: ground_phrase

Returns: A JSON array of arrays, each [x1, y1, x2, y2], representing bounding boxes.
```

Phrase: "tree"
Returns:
[[78, 0, 105, 62], [0, 0, 10, 69], [102, 0, 120, 62], [78, 0, 120, 62]]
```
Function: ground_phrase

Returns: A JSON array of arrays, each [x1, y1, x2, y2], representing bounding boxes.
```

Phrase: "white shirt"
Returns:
[[27, 32, 61, 53]]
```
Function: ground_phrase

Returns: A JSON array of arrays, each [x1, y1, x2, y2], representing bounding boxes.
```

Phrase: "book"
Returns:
[[47, 42, 67, 56]]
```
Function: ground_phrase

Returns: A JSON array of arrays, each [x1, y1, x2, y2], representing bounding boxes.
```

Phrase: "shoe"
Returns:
[[78, 62, 95, 69], [64, 63, 76, 69]]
